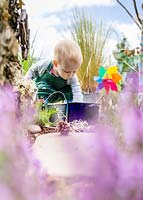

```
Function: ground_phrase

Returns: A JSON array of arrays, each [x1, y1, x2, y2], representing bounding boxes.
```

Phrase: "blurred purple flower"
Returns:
[[118, 154, 143, 200], [65, 82, 143, 200], [0, 86, 56, 199], [124, 72, 139, 93], [119, 91, 143, 151]]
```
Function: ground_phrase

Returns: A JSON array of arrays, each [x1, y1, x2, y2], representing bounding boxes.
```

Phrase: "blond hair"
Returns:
[[54, 39, 83, 69]]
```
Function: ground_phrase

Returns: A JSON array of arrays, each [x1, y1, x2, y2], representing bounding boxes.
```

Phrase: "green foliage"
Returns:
[[35, 102, 58, 127], [113, 37, 140, 75], [20, 54, 36, 75], [0, 152, 7, 168], [71, 8, 111, 92]]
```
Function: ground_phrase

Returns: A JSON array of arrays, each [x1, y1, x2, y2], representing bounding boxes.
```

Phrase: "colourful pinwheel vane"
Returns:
[[94, 66, 122, 94]]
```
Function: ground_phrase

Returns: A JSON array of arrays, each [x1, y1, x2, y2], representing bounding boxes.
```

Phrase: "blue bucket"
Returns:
[[68, 102, 99, 124]]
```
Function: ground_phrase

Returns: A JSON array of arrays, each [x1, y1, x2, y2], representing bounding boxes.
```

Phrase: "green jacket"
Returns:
[[34, 62, 73, 102]]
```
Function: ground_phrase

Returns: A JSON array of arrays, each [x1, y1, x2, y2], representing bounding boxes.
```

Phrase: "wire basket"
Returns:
[[42, 91, 68, 124]]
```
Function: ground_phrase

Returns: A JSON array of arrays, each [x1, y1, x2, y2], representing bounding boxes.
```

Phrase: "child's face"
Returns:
[[57, 65, 79, 80]]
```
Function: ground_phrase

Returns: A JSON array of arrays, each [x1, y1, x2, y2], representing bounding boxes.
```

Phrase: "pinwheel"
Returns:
[[94, 66, 122, 94]]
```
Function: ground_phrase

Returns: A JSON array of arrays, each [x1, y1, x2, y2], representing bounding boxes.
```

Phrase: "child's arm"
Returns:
[[69, 74, 83, 102], [25, 60, 50, 80]]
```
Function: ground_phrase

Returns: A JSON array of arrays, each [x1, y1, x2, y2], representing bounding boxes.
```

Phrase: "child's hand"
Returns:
[[56, 121, 71, 135], [38, 98, 45, 104]]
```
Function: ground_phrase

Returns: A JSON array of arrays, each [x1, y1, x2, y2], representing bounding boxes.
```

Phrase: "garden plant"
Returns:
[[0, 0, 143, 200]]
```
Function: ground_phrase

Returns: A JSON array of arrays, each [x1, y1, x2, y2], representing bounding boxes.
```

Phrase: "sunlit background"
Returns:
[[24, 0, 142, 61]]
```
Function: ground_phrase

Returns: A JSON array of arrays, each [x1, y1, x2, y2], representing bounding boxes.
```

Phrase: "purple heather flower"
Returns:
[[0, 86, 55, 199]]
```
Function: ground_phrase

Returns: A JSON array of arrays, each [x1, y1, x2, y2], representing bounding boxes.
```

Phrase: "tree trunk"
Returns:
[[0, 0, 23, 86]]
